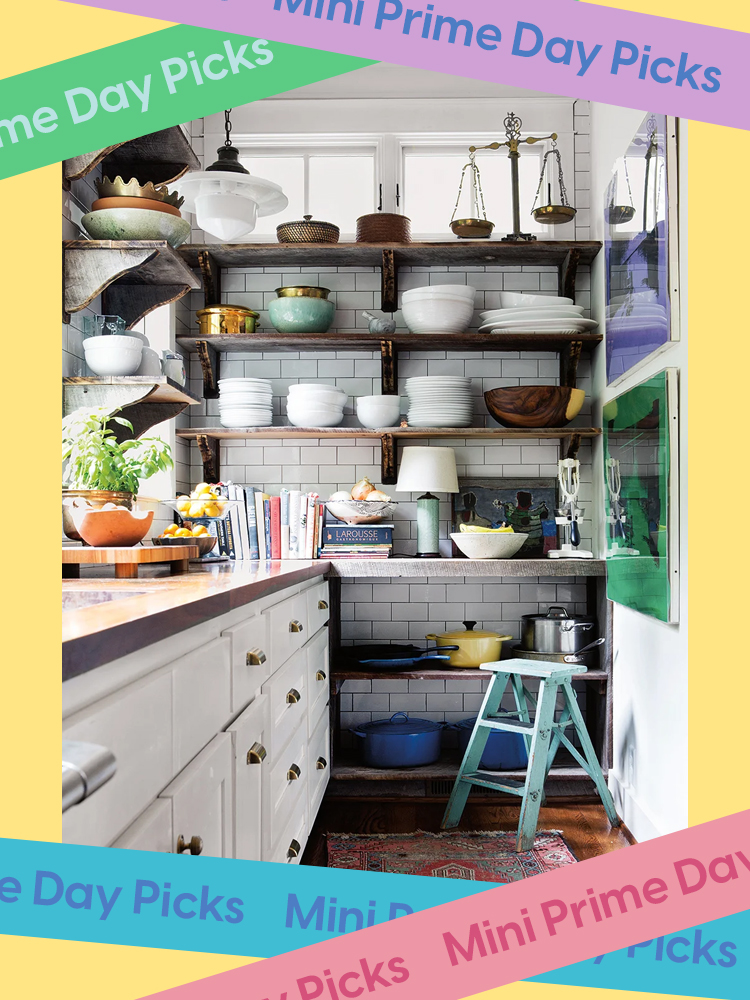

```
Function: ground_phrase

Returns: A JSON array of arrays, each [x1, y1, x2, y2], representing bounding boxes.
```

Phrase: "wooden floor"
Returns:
[[302, 798, 633, 867]]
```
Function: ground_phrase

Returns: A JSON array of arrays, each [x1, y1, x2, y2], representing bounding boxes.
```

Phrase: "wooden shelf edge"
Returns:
[[176, 426, 601, 440], [63, 376, 200, 406], [326, 558, 606, 578], [332, 668, 608, 681], [63, 126, 200, 184]]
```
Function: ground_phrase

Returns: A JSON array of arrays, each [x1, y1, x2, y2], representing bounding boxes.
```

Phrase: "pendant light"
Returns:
[[178, 110, 288, 241]]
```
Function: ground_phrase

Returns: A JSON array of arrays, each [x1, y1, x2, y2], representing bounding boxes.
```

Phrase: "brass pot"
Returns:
[[196, 305, 260, 338], [275, 286, 331, 300], [62, 489, 134, 541]]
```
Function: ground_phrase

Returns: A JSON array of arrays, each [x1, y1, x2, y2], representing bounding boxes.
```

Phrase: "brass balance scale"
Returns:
[[450, 111, 576, 242]]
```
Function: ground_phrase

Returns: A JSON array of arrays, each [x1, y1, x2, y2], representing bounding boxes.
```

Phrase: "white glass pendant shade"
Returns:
[[194, 192, 258, 241]]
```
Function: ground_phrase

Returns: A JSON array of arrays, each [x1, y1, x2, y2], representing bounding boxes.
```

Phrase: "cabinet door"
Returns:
[[222, 613, 271, 714], [307, 628, 330, 739], [261, 647, 307, 757], [308, 711, 331, 824], [306, 581, 331, 635], [112, 800, 173, 854], [264, 592, 308, 670], [227, 694, 270, 862], [172, 637, 231, 771], [159, 734, 233, 859], [263, 721, 308, 858]]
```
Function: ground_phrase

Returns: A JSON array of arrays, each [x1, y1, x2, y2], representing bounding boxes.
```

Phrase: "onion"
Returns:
[[328, 490, 352, 501], [365, 489, 391, 502], [351, 477, 375, 501]]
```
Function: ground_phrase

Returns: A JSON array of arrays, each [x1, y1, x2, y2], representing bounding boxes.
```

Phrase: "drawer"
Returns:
[[160, 733, 233, 859], [222, 613, 271, 713], [306, 581, 331, 635], [268, 807, 307, 865], [265, 592, 308, 669], [172, 636, 231, 771], [62, 671, 172, 847], [264, 723, 308, 855], [227, 693, 270, 862], [112, 800, 172, 853], [308, 710, 330, 823], [307, 628, 330, 739], [261, 648, 307, 756]]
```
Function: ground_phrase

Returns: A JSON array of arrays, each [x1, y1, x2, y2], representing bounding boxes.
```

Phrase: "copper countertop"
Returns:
[[62, 560, 330, 681]]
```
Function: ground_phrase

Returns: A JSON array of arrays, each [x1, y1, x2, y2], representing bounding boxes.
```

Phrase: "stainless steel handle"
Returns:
[[317, 600, 329, 610], [177, 835, 203, 856], [286, 688, 301, 704], [316, 669, 327, 682], [289, 620, 304, 633], [287, 763, 301, 781], [316, 756, 327, 770], [246, 648, 267, 666], [246, 741, 267, 765], [62, 740, 116, 812], [287, 838, 301, 860]]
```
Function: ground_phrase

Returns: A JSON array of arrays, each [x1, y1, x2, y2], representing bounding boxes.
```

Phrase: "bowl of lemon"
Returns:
[[162, 483, 239, 522], [153, 522, 217, 557]]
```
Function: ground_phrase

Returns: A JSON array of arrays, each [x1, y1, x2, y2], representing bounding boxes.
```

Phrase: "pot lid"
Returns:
[[454, 716, 480, 731], [277, 214, 339, 229], [196, 304, 259, 318], [522, 606, 595, 623], [357, 713, 443, 735], [433, 621, 507, 640]]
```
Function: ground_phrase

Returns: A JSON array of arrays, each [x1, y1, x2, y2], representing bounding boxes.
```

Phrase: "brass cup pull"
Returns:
[[177, 834, 203, 856], [289, 620, 304, 633], [286, 688, 301, 705], [317, 600, 329, 610], [287, 839, 301, 860], [246, 648, 267, 667], [316, 669, 327, 682], [316, 756, 327, 770], [246, 742, 267, 765], [287, 763, 301, 781]]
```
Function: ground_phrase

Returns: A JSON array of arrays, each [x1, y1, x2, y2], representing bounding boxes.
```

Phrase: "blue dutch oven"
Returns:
[[454, 716, 529, 770], [352, 713, 443, 767]]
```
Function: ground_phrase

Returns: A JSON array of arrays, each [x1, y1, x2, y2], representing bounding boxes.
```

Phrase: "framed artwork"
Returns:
[[452, 479, 558, 558], [603, 369, 679, 623], [604, 113, 680, 386]]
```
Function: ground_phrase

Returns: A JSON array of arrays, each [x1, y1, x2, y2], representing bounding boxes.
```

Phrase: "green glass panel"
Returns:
[[603, 371, 671, 621]]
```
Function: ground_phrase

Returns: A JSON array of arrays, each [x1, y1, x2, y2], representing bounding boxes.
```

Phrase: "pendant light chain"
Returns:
[[224, 109, 233, 147]]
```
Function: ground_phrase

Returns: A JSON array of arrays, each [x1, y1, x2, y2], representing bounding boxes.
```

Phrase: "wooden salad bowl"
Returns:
[[484, 386, 585, 428]]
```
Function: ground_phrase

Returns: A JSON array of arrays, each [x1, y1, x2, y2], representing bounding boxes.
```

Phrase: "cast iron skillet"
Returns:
[[340, 643, 460, 669]]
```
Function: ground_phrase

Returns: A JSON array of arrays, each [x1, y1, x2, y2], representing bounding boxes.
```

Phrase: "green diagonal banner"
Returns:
[[0, 25, 373, 180]]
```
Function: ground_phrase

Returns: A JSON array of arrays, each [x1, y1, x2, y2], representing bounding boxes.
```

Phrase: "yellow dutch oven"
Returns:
[[425, 621, 512, 668]]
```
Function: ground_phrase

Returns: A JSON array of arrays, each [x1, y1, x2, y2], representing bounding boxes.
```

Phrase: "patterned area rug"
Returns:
[[326, 830, 577, 882]]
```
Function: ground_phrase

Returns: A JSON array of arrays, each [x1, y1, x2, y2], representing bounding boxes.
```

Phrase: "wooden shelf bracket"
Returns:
[[380, 339, 398, 395], [559, 247, 582, 301], [197, 434, 220, 483], [381, 248, 398, 313], [381, 433, 397, 485], [559, 340, 584, 388], [198, 250, 222, 307], [196, 340, 220, 399], [63, 380, 192, 440]]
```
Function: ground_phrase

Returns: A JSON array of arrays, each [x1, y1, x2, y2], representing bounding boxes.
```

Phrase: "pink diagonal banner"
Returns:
[[63, 0, 749, 129], [140, 810, 750, 999]]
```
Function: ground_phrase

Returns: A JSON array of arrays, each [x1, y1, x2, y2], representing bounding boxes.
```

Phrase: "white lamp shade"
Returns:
[[195, 192, 258, 241], [395, 447, 458, 494]]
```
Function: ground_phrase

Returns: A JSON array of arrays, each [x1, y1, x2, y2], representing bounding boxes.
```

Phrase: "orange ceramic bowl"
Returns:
[[92, 197, 181, 217], [72, 507, 154, 547]]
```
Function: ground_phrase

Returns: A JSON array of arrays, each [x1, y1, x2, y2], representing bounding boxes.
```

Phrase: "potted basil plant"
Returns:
[[62, 406, 173, 540]]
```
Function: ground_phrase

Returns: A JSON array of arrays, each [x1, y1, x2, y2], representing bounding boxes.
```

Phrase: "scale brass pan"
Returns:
[[532, 204, 577, 225], [607, 205, 637, 225], [451, 218, 495, 239]]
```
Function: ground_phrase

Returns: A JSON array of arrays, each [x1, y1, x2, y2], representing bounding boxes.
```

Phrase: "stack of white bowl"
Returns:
[[218, 378, 273, 428], [405, 376, 473, 428], [402, 284, 476, 334], [479, 292, 598, 334], [287, 383, 347, 428]]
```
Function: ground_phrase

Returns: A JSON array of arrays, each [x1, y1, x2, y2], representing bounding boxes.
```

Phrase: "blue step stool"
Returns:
[[441, 659, 620, 852]]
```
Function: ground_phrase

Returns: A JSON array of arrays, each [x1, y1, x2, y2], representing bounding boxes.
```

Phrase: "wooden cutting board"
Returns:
[[62, 544, 199, 579]]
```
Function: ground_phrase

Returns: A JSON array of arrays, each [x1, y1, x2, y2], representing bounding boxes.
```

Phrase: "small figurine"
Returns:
[[362, 311, 397, 335]]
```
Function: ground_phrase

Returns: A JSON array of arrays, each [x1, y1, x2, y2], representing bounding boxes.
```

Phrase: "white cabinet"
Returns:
[[308, 711, 331, 821], [262, 647, 307, 756], [228, 694, 270, 862], [265, 592, 308, 669], [222, 613, 271, 713], [160, 734, 234, 859], [264, 722, 308, 857], [172, 637, 231, 771], [306, 581, 331, 635], [307, 628, 330, 738], [112, 800, 172, 853]]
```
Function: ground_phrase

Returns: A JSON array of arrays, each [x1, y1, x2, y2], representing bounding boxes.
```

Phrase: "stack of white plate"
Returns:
[[479, 292, 598, 335], [218, 378, 273, 427], [405, 376, 473, 428], [287, 383, 347, 428]]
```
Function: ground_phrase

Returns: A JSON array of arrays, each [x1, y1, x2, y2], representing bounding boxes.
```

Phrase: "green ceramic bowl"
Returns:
[[81, 208, 191, 248], [269, 295, 336, 333]]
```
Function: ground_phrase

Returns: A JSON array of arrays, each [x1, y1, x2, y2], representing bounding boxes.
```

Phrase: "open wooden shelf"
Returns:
[[330, 751, 598, 784], [326, 558, 606, 578], [177, 425, 600, 483], [64, 376, 200, 440], [333, 666, 607, 682], [63, 126, 200, 186], [63, 240, 201, 329]]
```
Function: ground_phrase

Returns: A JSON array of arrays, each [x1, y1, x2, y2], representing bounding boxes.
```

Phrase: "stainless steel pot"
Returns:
[[521, 606, 597, 654]]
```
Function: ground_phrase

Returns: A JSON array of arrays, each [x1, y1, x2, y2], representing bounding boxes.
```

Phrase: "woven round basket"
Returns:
[[356, 213, 411, 243], [277, 215, 340, 244]]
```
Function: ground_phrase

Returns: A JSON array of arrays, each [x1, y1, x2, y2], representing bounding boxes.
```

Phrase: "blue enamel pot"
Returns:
[[454, 716, 528, 770], [352, 713, 444, 767]]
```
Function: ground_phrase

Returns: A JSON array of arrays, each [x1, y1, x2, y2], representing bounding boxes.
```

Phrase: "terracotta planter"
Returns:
[[62, 490, 133, 541], [72, 507, 154, 547]]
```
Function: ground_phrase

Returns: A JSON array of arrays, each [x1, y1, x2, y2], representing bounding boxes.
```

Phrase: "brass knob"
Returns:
[[177, 834, 203, 856], [316, 669, 327, 682], [246, 742, 267, 765], [286, 688, 301, 704], [318, 600, 329, 610], [287, 763, 301, 781], [289, 620, 304, 633], [316, 756, 327, 770], [287, 839, 301, 859], [246, 648, 266, 667]]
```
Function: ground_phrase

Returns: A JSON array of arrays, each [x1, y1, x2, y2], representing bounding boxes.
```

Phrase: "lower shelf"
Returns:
[[331, 752, 595, 783]]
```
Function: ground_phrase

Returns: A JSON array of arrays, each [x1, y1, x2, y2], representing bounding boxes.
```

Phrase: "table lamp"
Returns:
[[395, 447, 459, 558]]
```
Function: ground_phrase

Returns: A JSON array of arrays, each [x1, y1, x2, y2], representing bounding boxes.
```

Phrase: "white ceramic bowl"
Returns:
[[450, 531, 528, 559], [287, 387, 347, 408], [83, 335, 144, 376], [287, 406, 344, 428], [403, 284, 476, 301], [498, 292, 574, 308], [402, 297, 474, 334], [356, 395, 401, 429]]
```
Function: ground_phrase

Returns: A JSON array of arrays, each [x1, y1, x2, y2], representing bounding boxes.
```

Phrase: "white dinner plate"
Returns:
[[479, 317, 599, 332], [480, 307, 585, 321]]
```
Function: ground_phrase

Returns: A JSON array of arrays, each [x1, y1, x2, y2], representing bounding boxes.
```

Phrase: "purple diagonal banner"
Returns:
[[62, 0, 750, 129]]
